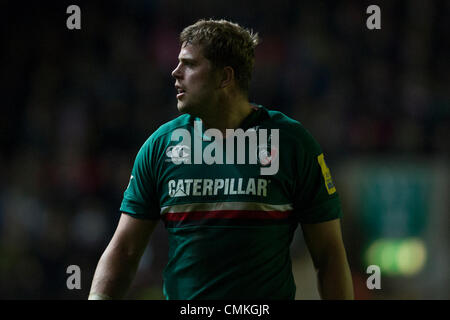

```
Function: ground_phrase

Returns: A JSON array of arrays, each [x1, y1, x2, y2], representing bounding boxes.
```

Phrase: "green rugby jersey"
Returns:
[[120, 104, 342, 299]]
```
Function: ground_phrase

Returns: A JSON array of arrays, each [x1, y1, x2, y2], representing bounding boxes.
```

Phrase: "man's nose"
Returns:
[[172, 64, 182, 79]]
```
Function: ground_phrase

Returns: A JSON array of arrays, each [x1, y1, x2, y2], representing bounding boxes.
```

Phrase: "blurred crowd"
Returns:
[[1, 0, 448, 299]]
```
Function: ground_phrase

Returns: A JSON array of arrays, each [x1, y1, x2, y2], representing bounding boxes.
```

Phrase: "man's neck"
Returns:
[[200, 98, 253, 136]]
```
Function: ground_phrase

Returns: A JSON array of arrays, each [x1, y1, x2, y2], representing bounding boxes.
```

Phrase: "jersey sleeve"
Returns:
[[292, 129, 342, 224], [120, 137, 161, 220]]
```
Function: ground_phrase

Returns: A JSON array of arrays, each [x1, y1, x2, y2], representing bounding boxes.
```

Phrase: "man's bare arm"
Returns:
[[89, 213, 159, 299], [301, 218, 354, 300]]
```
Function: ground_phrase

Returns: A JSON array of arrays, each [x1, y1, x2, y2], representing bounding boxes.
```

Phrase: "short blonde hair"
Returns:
[[180, 19, 259, 93]]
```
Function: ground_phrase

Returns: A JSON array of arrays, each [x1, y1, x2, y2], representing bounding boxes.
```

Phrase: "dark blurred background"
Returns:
[[1, 0, 448, 299]]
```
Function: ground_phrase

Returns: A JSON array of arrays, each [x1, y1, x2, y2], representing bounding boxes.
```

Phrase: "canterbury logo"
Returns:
[[165, 145, 190, 163]]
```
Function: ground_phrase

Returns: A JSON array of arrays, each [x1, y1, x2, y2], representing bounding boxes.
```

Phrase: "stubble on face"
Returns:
[[173, 43, 219, 118]]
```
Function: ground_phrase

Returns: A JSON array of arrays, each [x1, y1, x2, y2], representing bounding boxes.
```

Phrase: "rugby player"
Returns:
[[89, 19, 354, 300]]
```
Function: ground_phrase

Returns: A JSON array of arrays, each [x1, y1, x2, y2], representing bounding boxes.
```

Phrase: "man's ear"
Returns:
[[219, 66, 235, 89]]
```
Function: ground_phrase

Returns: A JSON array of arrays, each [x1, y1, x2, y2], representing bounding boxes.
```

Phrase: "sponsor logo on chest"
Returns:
[[168, 178, 270, 198]]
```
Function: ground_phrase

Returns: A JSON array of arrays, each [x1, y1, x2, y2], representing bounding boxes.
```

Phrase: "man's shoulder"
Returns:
[[262, 106, 321, 154]]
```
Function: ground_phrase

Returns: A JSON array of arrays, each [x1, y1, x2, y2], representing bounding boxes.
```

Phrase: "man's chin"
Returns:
[[176, 103, 188, 114], [177, 102, 195, 115]]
